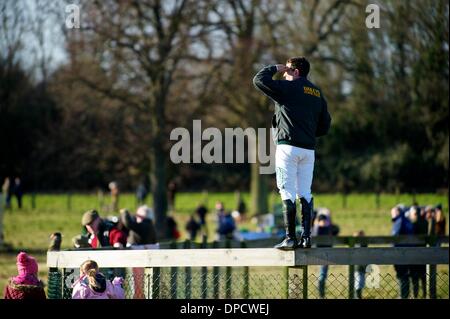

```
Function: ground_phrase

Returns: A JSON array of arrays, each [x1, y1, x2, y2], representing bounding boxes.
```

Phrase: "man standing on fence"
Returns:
[[253, 57, 331, 250]]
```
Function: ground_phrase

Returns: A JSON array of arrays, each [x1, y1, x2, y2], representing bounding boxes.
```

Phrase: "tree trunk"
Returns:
[[151, 88, 169, 240], [250, 161, 268, 216], [151, 144, 168, 240]]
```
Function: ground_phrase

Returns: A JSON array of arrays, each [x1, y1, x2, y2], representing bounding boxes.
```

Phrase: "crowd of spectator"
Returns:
[[391, 203, 446, 299], [2, 183, 447, 300]]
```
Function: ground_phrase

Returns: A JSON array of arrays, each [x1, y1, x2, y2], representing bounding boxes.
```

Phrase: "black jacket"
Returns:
[[253, 65, 331, 150], [121, 211, 157, 245]]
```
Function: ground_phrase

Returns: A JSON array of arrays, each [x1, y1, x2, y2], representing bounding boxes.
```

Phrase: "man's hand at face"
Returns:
[[276, 64, 288, 73]]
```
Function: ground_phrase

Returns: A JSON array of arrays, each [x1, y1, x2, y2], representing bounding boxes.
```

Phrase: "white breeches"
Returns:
[[275, 144, 315, 203]]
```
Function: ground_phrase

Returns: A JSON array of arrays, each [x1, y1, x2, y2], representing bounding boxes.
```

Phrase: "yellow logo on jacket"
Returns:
[[304, 86, 321, 97]]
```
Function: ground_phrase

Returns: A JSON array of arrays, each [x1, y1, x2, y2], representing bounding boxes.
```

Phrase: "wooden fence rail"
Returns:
[[48, 247, 448, 268]]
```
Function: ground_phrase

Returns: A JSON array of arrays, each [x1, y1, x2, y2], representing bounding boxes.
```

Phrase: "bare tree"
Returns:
[[0, 1, 29, 245], [63, 0, 214, 237], [0, 1, 28, 66], [205, 0, 281, 215]]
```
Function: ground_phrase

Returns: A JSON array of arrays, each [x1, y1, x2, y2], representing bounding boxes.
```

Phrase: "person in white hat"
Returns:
[[120, 206, 157, 247]]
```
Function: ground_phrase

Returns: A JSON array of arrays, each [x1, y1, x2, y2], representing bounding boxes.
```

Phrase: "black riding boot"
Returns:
[[274, 199, 298, 250], [299, 197, 313, 248]]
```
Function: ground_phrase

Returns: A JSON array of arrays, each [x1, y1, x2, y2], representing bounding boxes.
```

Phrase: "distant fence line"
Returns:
[[5, 192, 448, 211], [61, 235, 448, 250]]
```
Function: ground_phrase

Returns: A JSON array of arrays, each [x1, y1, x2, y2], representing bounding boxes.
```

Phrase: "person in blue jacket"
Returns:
[[391, 205, 414, 299]]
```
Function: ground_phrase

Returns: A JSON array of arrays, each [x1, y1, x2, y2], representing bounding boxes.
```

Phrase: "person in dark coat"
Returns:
[[13, 177, 23, 209], [408, 205, 427, 298], [166, 215, 180, 240], [253, 57, 331, 250], [196, 204, 208, 237], [120, 206, 158, 299], [120, 206, 157, 246], [312, 208, 339, 298], [391, 205, 414, 299], [185, 215, 201, 241]]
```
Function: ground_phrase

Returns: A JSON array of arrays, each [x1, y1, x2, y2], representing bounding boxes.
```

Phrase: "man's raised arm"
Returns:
[[253, 64, 287, 102]]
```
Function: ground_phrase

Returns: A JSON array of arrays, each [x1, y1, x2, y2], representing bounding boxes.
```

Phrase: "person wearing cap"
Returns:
[[4, 252, 46, 299], [81, 209, 127, 248], [120, 205, 157, 247], [253, 57, 331, 250]]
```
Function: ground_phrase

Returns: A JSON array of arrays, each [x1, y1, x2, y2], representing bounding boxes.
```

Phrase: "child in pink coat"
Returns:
[[4, 252, 46, 299], [72, 260, 125, 299]]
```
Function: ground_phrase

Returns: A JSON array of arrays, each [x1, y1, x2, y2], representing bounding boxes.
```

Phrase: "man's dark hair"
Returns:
[[287, 56, 310, 77]]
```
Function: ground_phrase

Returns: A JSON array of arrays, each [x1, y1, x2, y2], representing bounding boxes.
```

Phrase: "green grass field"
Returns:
[[0, 192, 448, 298]]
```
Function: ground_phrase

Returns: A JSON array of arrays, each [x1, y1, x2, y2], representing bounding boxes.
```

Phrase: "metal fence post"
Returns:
[[201, 235, 208, 299], [348, 238, 355, 299], [225, 239, 232, 298], [429, 235, 439, 299], [184, 239, 192, 299], [241, 241, 249, 299], [302, 265, 308, 299], [170, 241, 178, 299], [429, 264, 437, 299], [152, 266, 160, 299], [213, 240, 220, 298], [47, 268, 62, 299]]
